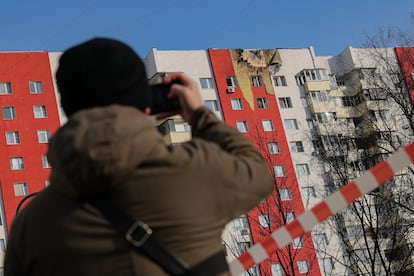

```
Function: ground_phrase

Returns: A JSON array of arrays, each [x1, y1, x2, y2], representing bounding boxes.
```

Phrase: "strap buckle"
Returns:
[[126, 221, 153, 247]]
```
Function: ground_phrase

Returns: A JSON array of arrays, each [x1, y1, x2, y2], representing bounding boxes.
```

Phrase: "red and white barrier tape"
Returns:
[[229, 142, 414, 275]]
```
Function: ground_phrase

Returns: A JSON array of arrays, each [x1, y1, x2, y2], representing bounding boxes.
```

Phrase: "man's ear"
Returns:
[[144, 107, 151, 116]]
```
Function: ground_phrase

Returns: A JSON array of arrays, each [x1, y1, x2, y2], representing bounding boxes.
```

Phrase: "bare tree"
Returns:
[[247, 121, 319, 276], [308, 13, 414, 275]]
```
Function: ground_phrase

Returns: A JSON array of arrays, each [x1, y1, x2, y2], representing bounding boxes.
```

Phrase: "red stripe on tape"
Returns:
[[312, 201, 332, 222], [285, 220, 305, 239], [238, 252, 256, 271], [261, 235, 279, 256], [371, 161, 394, 184], [405, 142, 414, 161], [340, 181, 362, 204]]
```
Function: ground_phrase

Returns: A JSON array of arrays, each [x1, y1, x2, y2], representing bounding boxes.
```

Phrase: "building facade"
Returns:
[[0, 51, 62, 268], [0, 45, 412, 275]]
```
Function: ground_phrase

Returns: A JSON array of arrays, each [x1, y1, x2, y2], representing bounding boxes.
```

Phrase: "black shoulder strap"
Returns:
[[89, 197, 192, 276]]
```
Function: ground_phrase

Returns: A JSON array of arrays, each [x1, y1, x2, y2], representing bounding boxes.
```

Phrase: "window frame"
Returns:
[[296, 163, 310, 176], [271, 263, 284, 276], [322, 257, 334, 273], [278, 188, 292, 200], [262, 119, 274, 131], [199, 78, 214, 89], [37, 130, 51, 143], [286, 212, 296, 223], [289, 141, 304, 153], [267, 142, 280, 154], [231, 98, 244, 110], [301, 186, 316, 199], [278, 97, 292, 108], [313, 233, 328, 246], [14, 182, 29, 196], [0, 82, 12, 94], [284, 119, 298, 130], [41, 155, 51, 168], [273, 165, 286, 177], [10, 157, 24, 170], [2, 106, 16, 120], [236, 121, 248, 133], [273, 76, 287, 86], [257, 97, 269, 109], [251, 75, 264, 87], [259, 214, 271, 227], [33, 105, 48, 118], [297, 260, 310, 274], [292, 237, 304, 248], [226, 76, 238, 87], [6, 131, 20, 144], [204, 100, 219, 112], [29, 81, 43, 94]]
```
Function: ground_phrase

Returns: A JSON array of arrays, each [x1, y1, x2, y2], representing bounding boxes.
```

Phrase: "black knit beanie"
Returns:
[[56, 38, 149, 116]]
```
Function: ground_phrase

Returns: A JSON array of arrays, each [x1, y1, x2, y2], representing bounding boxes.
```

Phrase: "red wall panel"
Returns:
[[0, 52, 60, 230]]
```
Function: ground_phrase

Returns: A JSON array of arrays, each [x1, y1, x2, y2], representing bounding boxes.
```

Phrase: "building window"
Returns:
[[259, 214, 271, 227], [6, 131, 20, 144], [369, 110, 391, 121], [199, 78, 214, 89], [231, 98, 244, 110], [0, 239, 5, 252], [346, 225, 363, 238], [301, 186, 316, 199], [0, 82, 12, 94], [2, 106, 16, 120], [313, 233, 328, 246], [297, 260, 309, 274], [284, 119, 298, 130], [309, 90, 330, 102], [10, 157, 24, 170], [29, 81, 43, 94], [292, 237, 304, 248], [296, 163, 310, 176], [204, 100, 219, 111], [322, 257, 334, 273], [290, 141, 304, 153], [232, 216, 249, 229], [238, 241, 252, 252], [236, 121, 248, 132], [251, 76, 264, 86], [226, 76, 238, 87], [257, 97, 269, 109], [37, 130, 51, 143], [262, 119, 274, 131], [273, 76, 287, 86], [278, 97, 292, 108], [33, 105, 48, 118], [342, 94, 362, 107], [286, 212, 296, 223], [273, 165, 286, 177], [315, 112, 336, 124], [278, 188, 292, 200], [271, 263, 284, 276], [267, 142, 280, 154], [307, 119, 314, 129], [41, 155, 51, 168], [14, 182, 29, 196]]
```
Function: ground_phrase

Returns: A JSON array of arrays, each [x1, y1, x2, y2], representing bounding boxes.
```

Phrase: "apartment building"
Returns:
[[0, 51, 62, 269], [0, 45, 412, 275]]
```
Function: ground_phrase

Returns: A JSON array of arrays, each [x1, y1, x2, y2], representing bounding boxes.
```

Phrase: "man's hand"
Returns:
[[158, 73, 203, 123]]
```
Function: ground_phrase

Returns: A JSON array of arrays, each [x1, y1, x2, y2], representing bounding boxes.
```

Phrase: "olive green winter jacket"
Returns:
[[5, 105, 274, 276]]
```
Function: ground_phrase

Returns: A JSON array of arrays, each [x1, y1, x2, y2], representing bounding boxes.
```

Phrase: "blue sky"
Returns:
[[1, 0, 413, 57]]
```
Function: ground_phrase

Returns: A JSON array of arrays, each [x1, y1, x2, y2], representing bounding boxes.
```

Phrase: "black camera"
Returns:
[[149, 83, 180, 115]]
